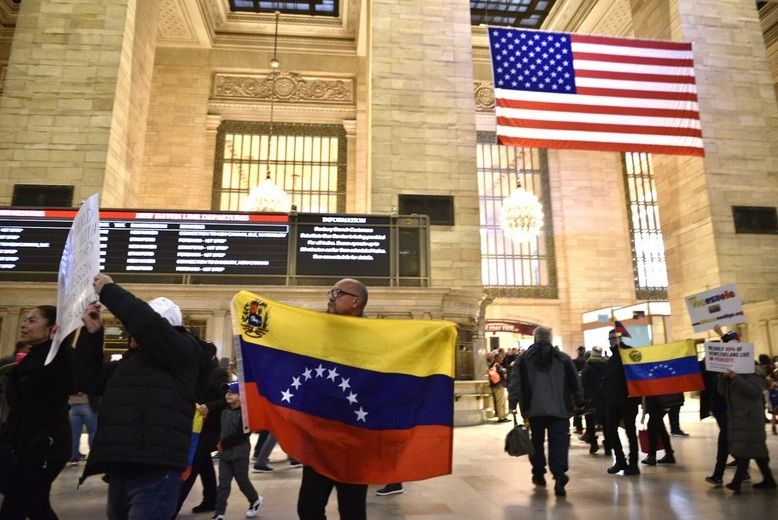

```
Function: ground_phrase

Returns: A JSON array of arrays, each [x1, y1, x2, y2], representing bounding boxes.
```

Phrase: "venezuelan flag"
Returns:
[[230, 290, 457, 485], [619, 339, 704, 397], [182, 405, 204, 481]]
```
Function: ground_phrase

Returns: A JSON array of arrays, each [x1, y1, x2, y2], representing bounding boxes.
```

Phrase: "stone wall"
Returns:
[[0, 0, 157, 206], [138, 47, 213, 209], [368, 0, 482, 290], [631, 0, 778, 340]]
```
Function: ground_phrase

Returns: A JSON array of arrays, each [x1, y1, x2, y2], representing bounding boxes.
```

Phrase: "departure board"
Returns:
[[295, 214, 391, 277], [0, 209, 290, 276]]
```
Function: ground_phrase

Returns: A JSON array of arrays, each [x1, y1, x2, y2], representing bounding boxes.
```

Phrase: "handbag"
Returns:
[[638, 428, 664, 453], [488, 365, 501, 385], [505, 414, 534, 457]]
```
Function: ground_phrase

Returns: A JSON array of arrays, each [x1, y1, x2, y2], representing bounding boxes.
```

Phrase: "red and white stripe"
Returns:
[[495, 34, 704, 157]]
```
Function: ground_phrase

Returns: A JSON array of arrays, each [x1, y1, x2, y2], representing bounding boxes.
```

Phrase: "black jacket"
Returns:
[[74, 283, 200, 481], [198, 365, 229, 451], [1, 339, 73, 467], [580, 356, 608, 418], [603, 342, 640, 407]]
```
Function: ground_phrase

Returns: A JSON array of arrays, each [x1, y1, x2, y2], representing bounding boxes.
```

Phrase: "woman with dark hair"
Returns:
[[0, 305, 74, 518]]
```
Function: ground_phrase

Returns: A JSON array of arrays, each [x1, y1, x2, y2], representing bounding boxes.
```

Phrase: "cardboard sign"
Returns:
[[685, 284, 745, 333], [46, 194, 101, 365], [704, 341, 754, 374]]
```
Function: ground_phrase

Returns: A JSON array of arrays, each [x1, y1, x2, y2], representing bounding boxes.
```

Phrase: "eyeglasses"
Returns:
[[327, 288, 359, 300]]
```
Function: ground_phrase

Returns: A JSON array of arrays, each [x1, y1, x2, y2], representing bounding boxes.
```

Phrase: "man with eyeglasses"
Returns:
[[602, 329, 641, 476], [297, 278, 371, 520]]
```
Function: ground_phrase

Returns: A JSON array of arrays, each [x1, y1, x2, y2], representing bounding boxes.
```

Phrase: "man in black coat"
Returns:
[[74, 274, 200, 520], [175, 343, 229, 515], [602, 329, 641, 476]]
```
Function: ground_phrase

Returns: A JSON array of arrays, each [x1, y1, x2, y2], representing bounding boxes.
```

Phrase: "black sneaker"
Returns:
[[705, 476, 723, 487], [657, 454, 676, 464], [375, 483, 404, 496], [725, 482, 741, 493], [623, 465, 641, 476], [607, 462, 626, 474], [192, 503, 216, 513], [553, 474, 569, 497], [532, 475, 547, 487], [753, 480, 777, 490], [670, 430, 689, 437], [251, 464, 273, 473]]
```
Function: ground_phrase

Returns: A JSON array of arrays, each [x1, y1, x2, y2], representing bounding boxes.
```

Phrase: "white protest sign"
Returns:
[[685, 284, 745, 333], [46, 194, 101, 365], [704, 341, 754, 374]]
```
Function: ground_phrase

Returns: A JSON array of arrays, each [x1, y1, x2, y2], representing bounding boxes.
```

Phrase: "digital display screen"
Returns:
[[0, 209, 289, 276], [295, 214, 391, 277]]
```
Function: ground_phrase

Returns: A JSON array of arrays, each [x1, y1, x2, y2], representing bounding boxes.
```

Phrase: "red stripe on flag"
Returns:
[[496, 136, 705, 157], [243, 382, 453, 484], [496, 98, 700, 119], [573, 52, 694, 68], [626, 373, 705, 397], [571, 34, 693, 51], [574, 69, 697, 84], [497, 117, 703, 138], [575, 87, 698, 102]]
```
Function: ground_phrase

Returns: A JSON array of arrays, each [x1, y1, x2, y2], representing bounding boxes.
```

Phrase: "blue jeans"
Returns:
[[69, 403, 97, 458], [528, 416, 570, 479], [107, 469, 182, 520]]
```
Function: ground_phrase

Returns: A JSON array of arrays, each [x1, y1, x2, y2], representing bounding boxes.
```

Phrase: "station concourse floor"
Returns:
[[46, 406, 777, 519]]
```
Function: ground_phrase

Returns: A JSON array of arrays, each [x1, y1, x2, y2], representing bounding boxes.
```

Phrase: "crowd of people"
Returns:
[[0, 275, 777, 518], [0, 275, 378, 520], [487, 327, 778, 496]]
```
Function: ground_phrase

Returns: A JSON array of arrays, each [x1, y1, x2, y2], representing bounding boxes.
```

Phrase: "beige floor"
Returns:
[[45, 407, 778, 519]]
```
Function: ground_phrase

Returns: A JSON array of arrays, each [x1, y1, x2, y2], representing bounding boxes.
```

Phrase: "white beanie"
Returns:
[[147, 297, 183, 327]]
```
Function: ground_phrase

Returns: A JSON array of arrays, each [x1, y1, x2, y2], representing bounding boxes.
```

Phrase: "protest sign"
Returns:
[[704, 341, 754, 374], [685, 284, 745, 333], [46, 194, 101, 365]]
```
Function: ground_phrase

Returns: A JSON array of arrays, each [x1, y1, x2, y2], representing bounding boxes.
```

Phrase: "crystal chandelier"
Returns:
[[500, 180, 544, 242], [245, 10, 291, 213]]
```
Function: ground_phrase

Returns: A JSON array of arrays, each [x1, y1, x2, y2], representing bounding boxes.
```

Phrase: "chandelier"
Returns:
[[499, 180, 544, 242], [245, 10, 291, 213]]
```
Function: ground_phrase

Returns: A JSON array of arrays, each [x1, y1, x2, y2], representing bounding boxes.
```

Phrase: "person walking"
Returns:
[[212, 381, 263, 520], [74, 274, 201, 520], [508, 326, 584, 497], [603, 329, 641, 476], [719, 368, 777, 493], [0, 305, 74, 519]]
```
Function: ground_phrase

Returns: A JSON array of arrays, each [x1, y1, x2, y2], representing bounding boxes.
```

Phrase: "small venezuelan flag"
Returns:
[[182, 405, 204, 481], [619, 339, 704, 397], [230, 290, 457, 485]]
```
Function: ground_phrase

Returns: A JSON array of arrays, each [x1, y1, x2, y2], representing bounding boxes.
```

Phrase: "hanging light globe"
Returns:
[[244, 174, 291, 212], [499, 182, 544, 242]]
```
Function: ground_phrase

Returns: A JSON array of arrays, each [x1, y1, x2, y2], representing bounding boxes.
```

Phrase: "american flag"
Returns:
[[488, 28, 704, 157]]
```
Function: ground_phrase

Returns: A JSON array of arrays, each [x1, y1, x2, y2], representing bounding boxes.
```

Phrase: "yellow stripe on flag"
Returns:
[[619, 339, 697, 365], [231, 290, 456, 378]]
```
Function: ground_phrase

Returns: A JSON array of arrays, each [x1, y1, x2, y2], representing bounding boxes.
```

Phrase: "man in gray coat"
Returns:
[[509, 326, 584, 497]]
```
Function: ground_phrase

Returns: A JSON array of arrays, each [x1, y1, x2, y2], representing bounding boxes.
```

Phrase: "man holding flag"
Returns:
[[297, 278, 371, 519], [232, 279, 456, 520], [603, 325, 641, 476]]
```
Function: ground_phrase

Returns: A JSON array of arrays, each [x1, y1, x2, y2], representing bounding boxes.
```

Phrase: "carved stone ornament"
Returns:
[[474, 81, 495, 110], [213, 72, 354, 105]]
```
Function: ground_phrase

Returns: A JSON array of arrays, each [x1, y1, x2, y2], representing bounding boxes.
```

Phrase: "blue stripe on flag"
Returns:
[[240, 339, 453, 430], [623, 356, 699, 382]]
